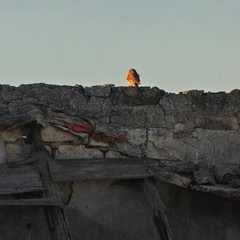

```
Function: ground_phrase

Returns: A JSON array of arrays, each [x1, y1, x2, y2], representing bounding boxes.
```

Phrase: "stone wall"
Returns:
[[0, 84, 240, 240]]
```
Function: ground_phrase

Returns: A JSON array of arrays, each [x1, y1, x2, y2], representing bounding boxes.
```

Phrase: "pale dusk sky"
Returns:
[[0, 0, 239, 93]]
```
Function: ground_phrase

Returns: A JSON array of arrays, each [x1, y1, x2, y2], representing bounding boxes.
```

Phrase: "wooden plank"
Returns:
[[141, 179, 173, 240], [0, 198, 63, 206], [0, 164, 43, 195], [190, 184, 240, 201], [49, 158, 154, 182], [37, 151, 73, 240]]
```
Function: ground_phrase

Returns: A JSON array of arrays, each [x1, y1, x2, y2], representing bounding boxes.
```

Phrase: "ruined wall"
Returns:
[[0, 84, 240, 240]]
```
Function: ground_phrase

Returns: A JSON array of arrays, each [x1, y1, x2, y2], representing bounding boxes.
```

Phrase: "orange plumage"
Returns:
[[126, 69, 140, 87]]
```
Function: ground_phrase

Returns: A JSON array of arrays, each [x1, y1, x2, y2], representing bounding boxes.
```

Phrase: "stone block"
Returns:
[[2, 128, 23, 142], [128, 128, 147, 146], [110, 105, 166, 128], [105, 151, 127, 158], [85, 85, 114, 97], [110, 128, 147, 157], [146, 141, 170, 159], [194, 130, 240, 165], [193, 116, 239, 131], [110, 87, 165, 106], [73, 132, 90, 145], [95, 123, 126, 137], [41, 126, 79, 142], [160, 93, 193, 116], [5, 143, 33, 163], [88, 137, 109, 148], [66, 121, 94, 133], [110, 142, 143, 158], [84, 96, 112, 118], [55, 144, 104, 159], [173, 123, 194, 138], [147, 128, 198, 161]]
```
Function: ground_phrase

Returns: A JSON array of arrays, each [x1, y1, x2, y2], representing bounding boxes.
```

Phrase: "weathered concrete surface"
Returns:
[[158, 182, 240, 240], [66, 180, 155, 240], [1, 84, 240, 240]]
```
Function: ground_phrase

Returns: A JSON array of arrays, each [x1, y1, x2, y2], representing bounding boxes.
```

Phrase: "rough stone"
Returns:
[[110, 105, 166, 128], [173, 123, 194, 138], [146, 141, 170, 159], [55, 144, 104, 159], [160, 93, 193, 115], [71, 132, 89, 145], [105, 151, 127, 158], [194, 130, 240, 165], [85, 85, 114, 97], [127, 128, 147, 146], [95, 123, 127, 137], [193, 115, 239, 131], [5, 143, 33, 163], [88, 137, 109, 148], [84, 96, 112, 117], [18, 84, 88, 113], [110, 128, 147, 157], [110, 87, 165, 106], [2, 128, 23, 142], [41, 126, 79, 142], [147, 128, 198, 161]]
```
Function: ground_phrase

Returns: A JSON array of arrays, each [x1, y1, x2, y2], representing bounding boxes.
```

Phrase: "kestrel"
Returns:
[[126, 69, 140, 87]]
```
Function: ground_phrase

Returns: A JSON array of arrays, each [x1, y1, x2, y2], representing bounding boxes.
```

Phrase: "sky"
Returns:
[[0, 0, 239, 93]]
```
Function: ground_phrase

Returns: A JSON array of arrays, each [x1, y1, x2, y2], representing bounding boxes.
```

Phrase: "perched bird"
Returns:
[[126, 69, 140, 87]]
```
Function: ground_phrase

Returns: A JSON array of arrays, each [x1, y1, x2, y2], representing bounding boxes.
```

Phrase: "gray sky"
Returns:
[[0, 0, 239, 92]]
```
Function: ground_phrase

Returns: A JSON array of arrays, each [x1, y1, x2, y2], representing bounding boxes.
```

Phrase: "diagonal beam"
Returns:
[[141, 179, 173, 240], [37, 151, 73, 240]]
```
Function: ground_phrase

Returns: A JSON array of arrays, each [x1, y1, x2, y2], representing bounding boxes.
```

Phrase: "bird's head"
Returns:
[[129, 68, 137, 73]]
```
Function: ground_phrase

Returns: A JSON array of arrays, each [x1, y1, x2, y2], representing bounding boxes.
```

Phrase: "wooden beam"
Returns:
[[190, 184, 240, 201], [49, 158, 156, 182], [0, 164, 43, 195], [141, 179, 173, 240], [37, 151, 73, 240], [0, 198, 63, 206]]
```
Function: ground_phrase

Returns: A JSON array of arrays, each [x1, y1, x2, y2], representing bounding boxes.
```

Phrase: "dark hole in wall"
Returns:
[[21, 122, 42, 145]]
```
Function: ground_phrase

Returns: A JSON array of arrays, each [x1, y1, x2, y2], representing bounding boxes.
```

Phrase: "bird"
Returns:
[[126, 69, 140, 87]]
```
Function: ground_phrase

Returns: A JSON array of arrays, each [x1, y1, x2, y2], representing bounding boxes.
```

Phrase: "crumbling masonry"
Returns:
[[0, 84, 240, 240]]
